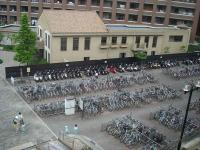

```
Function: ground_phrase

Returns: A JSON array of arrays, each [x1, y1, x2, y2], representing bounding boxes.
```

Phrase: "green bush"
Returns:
[[0, 59, 3, 64], [133, 51, 147, 60], [2, 45, 15, 52], [187, 44, 200, 53]]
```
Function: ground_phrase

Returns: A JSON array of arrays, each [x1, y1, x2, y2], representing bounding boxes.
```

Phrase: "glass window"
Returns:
[[112, 36, 117, 44], [61, 37, 67, 51], [73, 37, 79, 50], [152, 36, 158, 48], [169, 36, 183, 42], [136, 36, 140, 48], [84, 37, 90, 50], [101, 37, 107, 45], [145, 36, 149, 48], [121, 36, 127, 44]]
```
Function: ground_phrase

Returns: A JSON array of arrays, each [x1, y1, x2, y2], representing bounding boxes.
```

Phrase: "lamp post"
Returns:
[[177, 80, 200, 150]]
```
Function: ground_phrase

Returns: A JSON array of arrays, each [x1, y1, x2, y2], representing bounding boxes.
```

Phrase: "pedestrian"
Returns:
[[73, 124, 79, 134], [18, 112, 24, 126], [13, 116, 20, 133], [95, 72, 99, 79]]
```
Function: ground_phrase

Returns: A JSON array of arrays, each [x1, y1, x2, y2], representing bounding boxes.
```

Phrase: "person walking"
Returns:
[[18, 112, 24, 126], [13, 116, 20, 133], [73, 124, 79, 134]]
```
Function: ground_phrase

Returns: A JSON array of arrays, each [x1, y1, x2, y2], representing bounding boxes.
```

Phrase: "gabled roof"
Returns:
[[40, 10, 108, 34]]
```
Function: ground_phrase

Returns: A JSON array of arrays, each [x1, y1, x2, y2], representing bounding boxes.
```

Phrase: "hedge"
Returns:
[[187, 44, 200, 53]]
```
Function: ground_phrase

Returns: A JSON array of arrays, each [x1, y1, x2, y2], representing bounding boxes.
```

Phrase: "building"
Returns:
[[0, 0, 199, 42], [38, 10, 190, 63]]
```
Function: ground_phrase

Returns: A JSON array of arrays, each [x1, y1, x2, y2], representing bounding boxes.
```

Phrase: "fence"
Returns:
[[5, 52, 200, 78]]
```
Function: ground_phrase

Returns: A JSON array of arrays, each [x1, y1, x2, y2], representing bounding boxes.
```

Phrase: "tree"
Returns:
[[0, 32, 4, 44], [132, 50, 147, 60], [14, 14, 37, 65]]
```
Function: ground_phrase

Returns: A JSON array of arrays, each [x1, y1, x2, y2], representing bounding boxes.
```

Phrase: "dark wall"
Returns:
[[5, 52, 200, 78]]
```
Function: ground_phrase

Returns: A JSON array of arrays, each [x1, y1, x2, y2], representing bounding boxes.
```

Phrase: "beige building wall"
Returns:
[[37, 13, 191, 63], [49, 29, 190, 63]]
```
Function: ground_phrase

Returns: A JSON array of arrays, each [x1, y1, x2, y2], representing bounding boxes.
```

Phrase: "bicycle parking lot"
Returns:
[[10, 56, 200, 150]]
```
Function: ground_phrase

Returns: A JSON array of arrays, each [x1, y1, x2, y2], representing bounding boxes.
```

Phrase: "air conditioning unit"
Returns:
[[68, 2, 74, 5], [120, 5, 125, 9]]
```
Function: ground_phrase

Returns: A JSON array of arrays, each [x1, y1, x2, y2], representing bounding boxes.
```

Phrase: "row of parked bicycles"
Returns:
[[33, 60, 178, 82], [102, 114, 172, 150], [32, 57, 200, 82], [18, 71, 157, 102], [162, 65, 200, 80], [82, 85, 180, 118], [189, 99, 200, 114], [153, 106, 200, 136], [33, 84, 180, 118]]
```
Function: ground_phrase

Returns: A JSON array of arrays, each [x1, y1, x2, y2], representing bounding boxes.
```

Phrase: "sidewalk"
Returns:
[[0, 76, 56, 149]]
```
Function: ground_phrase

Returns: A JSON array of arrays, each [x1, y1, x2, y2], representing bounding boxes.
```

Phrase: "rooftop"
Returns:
[[106, 24, 189, 31], [40, 10, 108, 34]]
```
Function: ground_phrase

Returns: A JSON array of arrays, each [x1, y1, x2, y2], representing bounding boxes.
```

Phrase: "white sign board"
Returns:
[[27, 67, 30, 73], [79, 99, 83, 110], [11, 76, 15, 85], [65, 98, 75, 115]]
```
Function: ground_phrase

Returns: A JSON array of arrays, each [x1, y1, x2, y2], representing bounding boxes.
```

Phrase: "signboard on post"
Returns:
[[27, 67, 30, 76], [79, 99, 83, 110], [65, 97, 75, 115]]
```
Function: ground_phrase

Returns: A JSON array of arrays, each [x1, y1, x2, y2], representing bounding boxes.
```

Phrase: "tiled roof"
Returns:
[[41, 10, 108, 33]]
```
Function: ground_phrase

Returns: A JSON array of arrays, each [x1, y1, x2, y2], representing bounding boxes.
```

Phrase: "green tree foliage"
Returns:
[[0, 32, 4, 43], [14, 14, 37, 65], [132, 50, 147, 60]]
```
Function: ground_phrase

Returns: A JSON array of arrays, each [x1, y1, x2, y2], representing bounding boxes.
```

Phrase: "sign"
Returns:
[[27, 67, 30, 73], [11, 76, 14, 85], [65, 98, 75, 115], [79, 99, 83, 110]]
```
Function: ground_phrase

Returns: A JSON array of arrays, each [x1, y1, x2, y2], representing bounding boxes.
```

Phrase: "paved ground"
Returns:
[[41, 69, 200, 150], [0, 50, 200, 150], [0, 51, 57, 149]]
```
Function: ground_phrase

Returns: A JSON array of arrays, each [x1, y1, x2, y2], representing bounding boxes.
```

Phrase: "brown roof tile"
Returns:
[[42, 10, 108, 33]]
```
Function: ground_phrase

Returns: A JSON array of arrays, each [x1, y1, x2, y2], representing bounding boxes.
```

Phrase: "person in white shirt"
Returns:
[[73, 124, 79, 134]]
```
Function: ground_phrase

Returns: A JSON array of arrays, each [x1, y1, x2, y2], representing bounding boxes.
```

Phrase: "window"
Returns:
[[116, 13, 125, 20], [112, 37, 117, 45], [128, 14, 138, 21], [129, 2, 139, 9], [101, 37, 107, 45], [145, 36, 149, 48], [152, 36, 158, 48], [119, 53, 126, 58], [39, 29, 42, 38], [121, 36, 127, 44], [45, 33, 47, 46], [103, 12, 112, 19], [136, 36, 140, 48], [47, 35, 50, 49], [142, 15, 152, 23], [73, 37, 79, 50], [84, 37, 90, 50], [84, 57, 90, 61], [169, 36, 183, 42], [61, 37, 67, 51]]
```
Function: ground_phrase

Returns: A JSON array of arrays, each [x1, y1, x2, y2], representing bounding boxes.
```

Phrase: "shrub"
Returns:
[[0, 59, 3, 64], [3, 45, 15, 51], [187, 44, 200, 53]]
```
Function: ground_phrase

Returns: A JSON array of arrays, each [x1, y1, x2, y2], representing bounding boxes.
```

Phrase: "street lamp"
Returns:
[[177, 80, 200, 150]]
